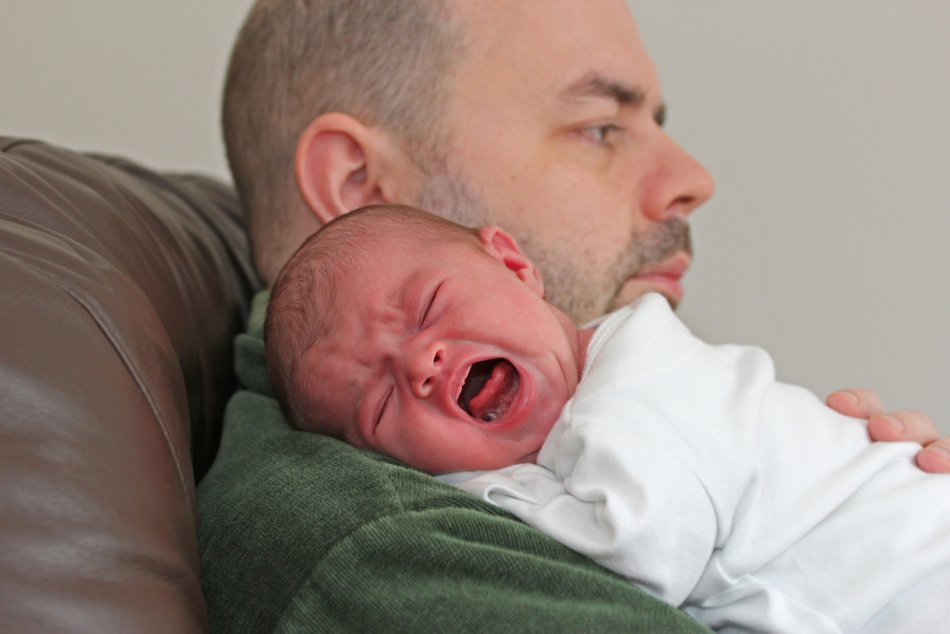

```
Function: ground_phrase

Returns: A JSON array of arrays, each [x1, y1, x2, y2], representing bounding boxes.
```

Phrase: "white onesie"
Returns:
[[440, 294, 950, 633]]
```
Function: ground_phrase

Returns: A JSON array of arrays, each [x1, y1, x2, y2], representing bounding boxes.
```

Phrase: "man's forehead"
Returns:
[[447, 0, 661, 112]]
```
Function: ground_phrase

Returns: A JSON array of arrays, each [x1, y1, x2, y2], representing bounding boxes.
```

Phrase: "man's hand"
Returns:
[[826, 388, 950, 473]]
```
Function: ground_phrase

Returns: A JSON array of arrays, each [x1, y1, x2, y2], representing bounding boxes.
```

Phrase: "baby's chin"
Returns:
[[446, 445, 544, 475], [518, 448, 542, 465]]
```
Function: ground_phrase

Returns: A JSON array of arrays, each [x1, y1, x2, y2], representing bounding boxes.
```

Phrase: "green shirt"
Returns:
[[197, 292, 712, 633]]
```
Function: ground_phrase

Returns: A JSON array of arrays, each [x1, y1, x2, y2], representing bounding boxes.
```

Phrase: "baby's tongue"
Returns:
[[468, 360, 519, 422]]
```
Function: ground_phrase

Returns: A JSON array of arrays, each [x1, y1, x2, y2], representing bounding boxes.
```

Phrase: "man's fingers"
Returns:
[[827, 390, 947, 474], [915, 437, 950, 474], [866, 410, 939, 445], [826, 388, 886, 419]]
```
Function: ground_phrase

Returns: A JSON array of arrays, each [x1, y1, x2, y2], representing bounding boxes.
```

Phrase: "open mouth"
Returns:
[[457, 358, 520, 423]]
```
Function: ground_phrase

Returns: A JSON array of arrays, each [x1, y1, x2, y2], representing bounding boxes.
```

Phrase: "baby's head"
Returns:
[[265, 204, 586, 474]]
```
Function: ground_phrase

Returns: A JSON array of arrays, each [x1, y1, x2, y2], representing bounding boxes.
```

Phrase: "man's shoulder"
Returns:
[[197, 388, 712, 634], [196, 290, 713, 633]]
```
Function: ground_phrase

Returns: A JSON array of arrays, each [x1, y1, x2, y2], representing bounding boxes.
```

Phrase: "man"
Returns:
[[224, 0, 947, 461], [199, 0, 949, 630]]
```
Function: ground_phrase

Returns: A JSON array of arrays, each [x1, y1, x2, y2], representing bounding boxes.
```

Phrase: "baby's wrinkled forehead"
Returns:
[[298, 332, 368, 437]]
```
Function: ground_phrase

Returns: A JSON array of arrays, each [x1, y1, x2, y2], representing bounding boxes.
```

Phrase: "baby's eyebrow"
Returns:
[[396, 270, 430, 323], [370, 271, 420, 327]]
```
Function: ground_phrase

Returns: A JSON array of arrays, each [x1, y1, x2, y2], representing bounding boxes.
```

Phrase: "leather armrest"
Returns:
[[0, 139, 259, 633]]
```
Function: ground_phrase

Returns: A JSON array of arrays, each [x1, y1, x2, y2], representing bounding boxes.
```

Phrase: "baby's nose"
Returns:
[[408, 341, 445, 399]]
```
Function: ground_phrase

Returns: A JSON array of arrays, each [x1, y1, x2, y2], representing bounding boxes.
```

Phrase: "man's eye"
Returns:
[[581, 124, 623, 143]]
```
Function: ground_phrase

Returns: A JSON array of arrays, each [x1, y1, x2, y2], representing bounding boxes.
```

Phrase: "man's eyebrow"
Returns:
[[561, 73, 667, 126]]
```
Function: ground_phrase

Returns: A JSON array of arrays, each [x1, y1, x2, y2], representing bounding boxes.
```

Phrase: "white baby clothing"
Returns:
[[440, 294, 950, 633]]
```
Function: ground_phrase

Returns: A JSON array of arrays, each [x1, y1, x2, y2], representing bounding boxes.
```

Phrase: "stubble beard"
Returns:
[[416, 169, 692, 325]]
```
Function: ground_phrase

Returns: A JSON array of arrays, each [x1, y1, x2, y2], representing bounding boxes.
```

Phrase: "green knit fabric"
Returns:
[[197, 291, 712, 633]]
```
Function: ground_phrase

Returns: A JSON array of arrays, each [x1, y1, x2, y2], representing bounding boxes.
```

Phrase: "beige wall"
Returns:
[[0, 1, 253, 179], [3, 1, 948, 431], [633, 1, 950, 432]]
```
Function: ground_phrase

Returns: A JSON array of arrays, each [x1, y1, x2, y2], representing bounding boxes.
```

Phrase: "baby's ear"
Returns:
[[478, 226, 544, 297]]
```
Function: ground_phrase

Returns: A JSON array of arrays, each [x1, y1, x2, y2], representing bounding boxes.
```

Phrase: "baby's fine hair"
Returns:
[[264, 204, 482, 432]]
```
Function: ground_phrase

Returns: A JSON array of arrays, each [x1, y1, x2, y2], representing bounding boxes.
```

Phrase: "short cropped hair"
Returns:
[[264, 204, 481, 432], [223, 0, 462, 280]]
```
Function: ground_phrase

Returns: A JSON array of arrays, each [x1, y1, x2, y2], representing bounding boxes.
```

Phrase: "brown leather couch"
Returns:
[[0, 138, 260, 633]]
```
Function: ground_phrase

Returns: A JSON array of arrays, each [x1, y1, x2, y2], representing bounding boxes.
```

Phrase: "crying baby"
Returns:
[[264, 203, 590, 475]]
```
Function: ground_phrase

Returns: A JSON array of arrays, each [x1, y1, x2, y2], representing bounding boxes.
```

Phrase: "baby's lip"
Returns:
[[456, 358, 521, 423]]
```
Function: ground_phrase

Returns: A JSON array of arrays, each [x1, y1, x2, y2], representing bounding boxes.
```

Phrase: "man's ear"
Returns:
[[295, 113, 409, 225], [478, 226, 544, 297]]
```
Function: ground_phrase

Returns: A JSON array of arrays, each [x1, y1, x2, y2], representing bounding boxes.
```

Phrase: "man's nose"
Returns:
[[640, 131, 715, 223], [405, 340, 446, 399]]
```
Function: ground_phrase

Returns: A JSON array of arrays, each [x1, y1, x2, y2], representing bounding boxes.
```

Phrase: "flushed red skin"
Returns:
[[301, 227, 594, 475]]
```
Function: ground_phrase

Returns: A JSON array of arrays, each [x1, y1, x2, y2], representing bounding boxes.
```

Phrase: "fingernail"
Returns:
[[929, 446, 950, 462], [881, 414, 905, 433], [840, 391, 859, 405]]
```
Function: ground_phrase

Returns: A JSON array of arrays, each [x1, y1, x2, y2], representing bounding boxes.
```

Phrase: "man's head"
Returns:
[[223, 0, 462, 281], [265, 205, 585, 474], [226, 0, 714, 324]]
